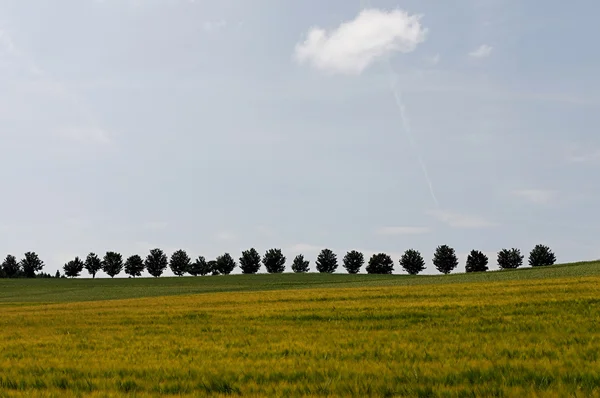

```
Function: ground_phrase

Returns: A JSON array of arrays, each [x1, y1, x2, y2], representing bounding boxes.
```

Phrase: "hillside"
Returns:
[[1, 260, 598, 304]]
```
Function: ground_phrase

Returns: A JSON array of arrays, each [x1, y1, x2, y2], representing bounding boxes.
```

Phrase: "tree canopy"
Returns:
[[316, 249, 338, 273], [263, 248, 286, 274], [399, 249, 426, 275], [63, 257, 84, 278], [366, 253, 394, 274], [433, 245, 458, 275], [169, 249, 191, 276], [465, 250, 489, 273], [102, 252, 123, 278], [343, 250, 364, 274], [145, 248, 168, 278], [239, 248, 262, 274], [125, 255, 145, 277], [291, 254, 310, 273]]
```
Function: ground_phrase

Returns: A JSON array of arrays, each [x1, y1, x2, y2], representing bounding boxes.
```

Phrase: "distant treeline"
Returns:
[[0, 244, 557, 279]]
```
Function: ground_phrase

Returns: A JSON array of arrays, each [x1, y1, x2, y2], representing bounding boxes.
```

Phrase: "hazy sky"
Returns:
[[1, 0, 598, 276]]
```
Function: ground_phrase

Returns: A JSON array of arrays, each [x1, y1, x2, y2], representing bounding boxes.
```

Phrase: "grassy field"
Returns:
[[1, 261, 599, 397]]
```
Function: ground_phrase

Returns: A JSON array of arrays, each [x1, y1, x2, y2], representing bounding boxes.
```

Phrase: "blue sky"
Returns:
[[1, 0, 598, 276]]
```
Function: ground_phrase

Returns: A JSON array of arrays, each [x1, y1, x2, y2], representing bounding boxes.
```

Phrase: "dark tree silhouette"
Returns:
[[262, 248, 286, 274], [343, 250, 364, 274], [63, 256, 84, 278], [102, 252, 123, 278], [55, 270, 61, 278], [169, 249, 191, 276], [433, 245, 458, 275], [366, 253, 394, 274], [215, 253, 236, 275], [529, 244, 556, 267], [239, 248, 262, 274], [291, 254, 310, 273], [2, 254, 21, 278], [0, 266, 5, 278], [465, 250, 489, 273], [21, 252, 44, 278], [188, 256, 212, 276], [399, 249, 426, 275], [497, 248, 523, 270], [208, 260, 219, 275], [84, 252, 102, 279], [124, 254, 145, 277], [316, 249, 338, 273], [145, 248, 168, 278]]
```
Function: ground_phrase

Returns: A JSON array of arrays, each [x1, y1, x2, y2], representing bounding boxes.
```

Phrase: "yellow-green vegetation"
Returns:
[[1, 264, 600, 396]]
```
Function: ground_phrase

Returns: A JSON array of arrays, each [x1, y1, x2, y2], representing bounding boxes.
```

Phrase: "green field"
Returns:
[[1, 261, 600, 397]]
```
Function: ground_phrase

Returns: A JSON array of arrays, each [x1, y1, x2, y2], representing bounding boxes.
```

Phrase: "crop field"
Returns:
[[1, 262, 600, 397]]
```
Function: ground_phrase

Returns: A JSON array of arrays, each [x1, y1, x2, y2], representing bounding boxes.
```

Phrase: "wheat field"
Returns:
[[1, 268, 600, 397]]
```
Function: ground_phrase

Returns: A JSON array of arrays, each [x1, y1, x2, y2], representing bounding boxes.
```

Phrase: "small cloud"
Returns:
[[203, 19, 227, 33], [294, 8, 427, 75], [512, 189, 556, 205], [55, 126, 112, 145], [427, 209, 497, 229], [376, 226, 430, 235], [469, 44, 493, 58]]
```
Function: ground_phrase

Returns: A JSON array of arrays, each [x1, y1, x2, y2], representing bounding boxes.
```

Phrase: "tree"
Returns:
[[343, 250, 364, 274], [84, 252, 103, 279], [239, 248, 262, 274], [63, 256, 84, 278], [145, 248, 168, 278], [497, 248, 523, 270], [366, 253, 394, 274], [21, 252, 44, 278], [433, 245, 458, 275], [208, 260, 219, 275], [292, 254, 310, 273], [169, 249, 191, 276], [188, 256, 212, 276], [316, 249, 338, 273], [215, 253, 236, 275], [124, 255, 145, 277], [262, 248, 286, 274], [55, 270, 61, 278], [399, 249, 426, 275], [102, 251, 123, 278], [529, 244, 556, 267], [2, 255, 21, 278], [465, 250, 489, 273]]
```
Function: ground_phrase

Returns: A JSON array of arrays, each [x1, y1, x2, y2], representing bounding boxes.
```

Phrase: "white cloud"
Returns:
[[55, 126, 111, 145], [469, 44, 493, 58], [376, 226, 430, 235], [512, 189, 556, 205], [427, 209, 497, 229], [294, 8, 427, 75]]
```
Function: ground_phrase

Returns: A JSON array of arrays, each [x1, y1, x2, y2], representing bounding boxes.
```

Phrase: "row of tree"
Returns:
[[0, 244, 557, 279]]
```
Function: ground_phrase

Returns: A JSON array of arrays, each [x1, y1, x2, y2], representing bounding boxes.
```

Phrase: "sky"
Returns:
[[0, 0, 599, 277]]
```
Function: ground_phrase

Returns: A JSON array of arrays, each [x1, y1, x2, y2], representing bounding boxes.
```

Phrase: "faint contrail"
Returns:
[[359, 0, 440, 209]]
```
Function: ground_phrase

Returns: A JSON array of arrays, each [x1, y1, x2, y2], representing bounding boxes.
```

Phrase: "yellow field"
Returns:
[[1, 276, 600, 397]]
